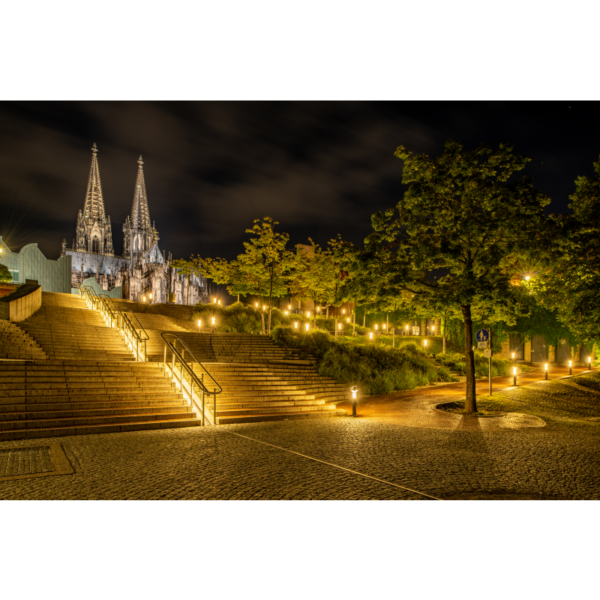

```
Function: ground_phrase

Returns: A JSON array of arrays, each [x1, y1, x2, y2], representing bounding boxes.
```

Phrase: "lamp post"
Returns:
[[588, 355, 592, 370], [569, 360, 572, 375], [513, 367, 517, 386], [350, 386, 358, 417], [544, 363, 548, 380]]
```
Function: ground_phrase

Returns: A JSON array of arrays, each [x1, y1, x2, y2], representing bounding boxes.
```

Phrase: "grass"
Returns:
[[271, 326, 459, 396], [437, 371, 600, 430]]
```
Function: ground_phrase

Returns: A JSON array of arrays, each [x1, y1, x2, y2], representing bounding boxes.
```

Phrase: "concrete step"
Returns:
[[216, 409, 346, 425]]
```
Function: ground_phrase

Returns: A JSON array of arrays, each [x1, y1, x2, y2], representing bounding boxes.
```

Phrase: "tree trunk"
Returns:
[[442, 314, 447, 355], [386, 311, 389, 332], [326, 305, 329, 318], [393, 307, 396, 348], [335, 314, 338, 338], [261, 309, 265, 335], [267, 262, 274, 335], [237, 294, 240, 303], [352, 306, 356, 336], [363, 311, 366, 327], [461, 304, 477, 413]]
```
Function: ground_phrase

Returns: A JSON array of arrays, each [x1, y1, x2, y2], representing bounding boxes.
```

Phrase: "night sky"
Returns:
[[0, 101, 598, 262]]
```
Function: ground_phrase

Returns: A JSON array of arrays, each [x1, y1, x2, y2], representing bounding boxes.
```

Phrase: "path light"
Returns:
[[406, 325, 409, 334], [143, 296, 146, 302], [383, 324, 386, 330], [342, 309, 346, 314], [569, 360, 572, 375], [307, 311, 310, 318], [545, 363, 549, 380], [424, 339, 428, 353], [263, 305, 266, 311], [211, 316, 216, 333], [198, 319, 202, 328], [288, 304, 291, 310], [347, 317, 350, 323], [513, 367, 517, 386], [284, 311, 288, 315], [369, 332, 373, 340], [431, 325, 435, 333], [338, 323, 342, 330], [218, 300, 221, 306], [294, 322, 298, 329], [525, 276, 531, 281], [305, 323, 309, 331], [213, 298, 217, 303], [512, 352, 515, 361], [588, 355, 592, 369], [255, 302, 258, 308], [350, 386, 358, 417], [375, 324, 378, 330], [149, 293, 152, 299]]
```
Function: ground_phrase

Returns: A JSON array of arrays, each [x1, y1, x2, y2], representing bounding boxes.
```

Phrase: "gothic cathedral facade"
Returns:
[[61, 144, 205, 305]]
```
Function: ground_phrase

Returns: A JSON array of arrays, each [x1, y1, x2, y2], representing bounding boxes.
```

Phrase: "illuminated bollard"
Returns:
[[544, 363, 548, 380], [588, 356, 592, 370], [212, 316, 215, 334], [569, 360, 572, 376], [294, 322, 298, 329], [424, 339, 428, 353], [351, 386, 358, 417], [305, 323, 309, 332], [513, 367, 517, 386], [369, 332, 373, 341]]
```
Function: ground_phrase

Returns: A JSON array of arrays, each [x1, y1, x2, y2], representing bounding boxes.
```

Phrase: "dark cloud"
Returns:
[[0, 101, 599, 260]]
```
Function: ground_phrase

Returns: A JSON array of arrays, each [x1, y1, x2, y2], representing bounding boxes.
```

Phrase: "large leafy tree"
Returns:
[[534, 155, 600, 344], [370, 140, 550, 413], [0, 263, 11, 283]]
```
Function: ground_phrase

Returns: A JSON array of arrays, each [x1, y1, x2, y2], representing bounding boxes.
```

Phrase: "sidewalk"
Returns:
[[337, 366, 594, 431]]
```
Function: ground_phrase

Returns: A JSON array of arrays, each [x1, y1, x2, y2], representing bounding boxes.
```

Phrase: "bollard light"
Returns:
[[305, 323, 309, 331], [198, 319, 202, 328], [289, 304, 292, 310], [143, 296, 146, 302], [338, 323, 342, 330], [375, 324, 378, 330], [424, 339, 428, 352], [307, 311, 310, 318], [284, 311, 288, 315], [214, 298, 217, 303], [211, 317, 215, 325], [588, 355, 592, 369], [347, 317, 350, 323], [513, 366, 517, 386], [383, 324, 386, 330], [342, 309, 346, 314], [263, 305, 266, 311], [545, 363, 548, 380], [369, 332, 373, 340], [149, 293, 152, 299], [512, 352, 515, 360], [350, 386, 358, 417], [255, 303, 259, 308], [218, 300, 221, 305], [431, 325, 435, 333], [525, 276, 531, 281], [569, 360, 572, 375], [294, 322, 298, 329]]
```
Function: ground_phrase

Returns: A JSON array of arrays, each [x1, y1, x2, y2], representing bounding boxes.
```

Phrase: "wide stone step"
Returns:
[[0, 417, 200, 441], [216, 409, 346, 425], [0, 392, 184, 406], [0, 398, 188, 414]]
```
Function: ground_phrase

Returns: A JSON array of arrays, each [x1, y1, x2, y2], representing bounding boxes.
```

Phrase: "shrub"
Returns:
[[271, 326, 456, 395]]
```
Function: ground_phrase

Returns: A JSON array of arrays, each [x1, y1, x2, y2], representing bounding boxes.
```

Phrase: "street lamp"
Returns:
[[513, 367, 517, 386], [544, 363, 549, 380], [284, 311, 288, 315], [569, 360, 572, 375], [350, 386, 358, 417]]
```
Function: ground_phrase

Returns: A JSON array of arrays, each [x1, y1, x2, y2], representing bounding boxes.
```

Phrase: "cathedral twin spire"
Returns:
[[76, 144, 156, 259]]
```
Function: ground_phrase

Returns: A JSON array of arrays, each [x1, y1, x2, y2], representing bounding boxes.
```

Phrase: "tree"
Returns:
[[0, 263, 11, 283], [234, 217, 292, 334], [371, 140, 550, 413], [534, 154, 600, 343]]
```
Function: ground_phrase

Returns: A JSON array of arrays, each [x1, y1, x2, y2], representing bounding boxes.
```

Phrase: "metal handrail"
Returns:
[[116, 306, 150, 341], [161, 332, 222, 426]]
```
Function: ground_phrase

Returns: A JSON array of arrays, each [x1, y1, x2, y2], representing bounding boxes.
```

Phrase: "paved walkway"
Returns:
[[337, 366, 593, 431]]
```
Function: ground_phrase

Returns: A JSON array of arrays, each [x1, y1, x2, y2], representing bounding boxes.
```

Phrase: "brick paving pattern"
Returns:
[[0, 415, 598, 499], [0, 446, 54, 478]]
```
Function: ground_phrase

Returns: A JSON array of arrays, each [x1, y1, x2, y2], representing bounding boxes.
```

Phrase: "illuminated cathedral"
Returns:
[[61, 144, 205, 304]]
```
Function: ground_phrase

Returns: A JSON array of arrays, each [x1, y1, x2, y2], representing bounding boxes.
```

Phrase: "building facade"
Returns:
[[61, 144, 205, 304]]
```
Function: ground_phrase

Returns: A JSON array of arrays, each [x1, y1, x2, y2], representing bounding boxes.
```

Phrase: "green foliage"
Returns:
[[0, 263, 11, 283], [271, 326, 458, 395], [435, 351, 513, 377], [193, 302, 304, 334]]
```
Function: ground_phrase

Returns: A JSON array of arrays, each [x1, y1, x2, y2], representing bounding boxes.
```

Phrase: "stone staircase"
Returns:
[[0, 360, 198, 441], [17, 293, 135, 361], [0, 320, 47, 360], [196, 362, 349, 424]]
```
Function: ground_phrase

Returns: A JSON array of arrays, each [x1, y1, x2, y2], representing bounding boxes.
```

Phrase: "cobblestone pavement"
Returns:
[[0, 410, 598, 499]]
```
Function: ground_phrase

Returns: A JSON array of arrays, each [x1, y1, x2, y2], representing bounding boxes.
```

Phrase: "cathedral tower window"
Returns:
[[92, 237, 100, 253]]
